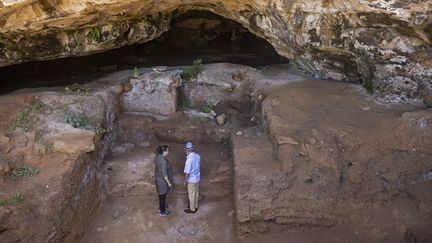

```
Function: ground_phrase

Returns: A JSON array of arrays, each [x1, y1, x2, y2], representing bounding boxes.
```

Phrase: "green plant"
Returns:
[[90, 26, 102, 41], [356, 49, 376, 94], [30, 100, 46, 113], [95, 126, 106, 135], [65, 85, 90, 96], [201, 106, 212, 113], [10, 100, 49, 131], [63, 113, 92, 129], [133, 67, 140, 78], [11, 110, 31, 131], [13, 166, 39, 177], [0, 192, 24, 206], [181, 59, 203, 81]]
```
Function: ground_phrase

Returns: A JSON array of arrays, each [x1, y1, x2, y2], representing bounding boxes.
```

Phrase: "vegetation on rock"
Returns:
[[13, 166, 39, 178], [178, 87, 191, 110], [90, 26, 102, 42], [63, 113, 92, 129], [65, 85, 90, 96], [0, 192, 24, 206], [133, 67, 140, 78], [11, 101, 47, 131], [356, 49, 376, 94], [181, 59, 203, 81], [201, 106, 212, 113], [95, 126, 107, 135]]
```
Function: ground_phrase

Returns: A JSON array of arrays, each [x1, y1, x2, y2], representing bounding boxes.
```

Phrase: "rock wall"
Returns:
[[0, 0, 431, 104], [0, 81, 123, 242], [232, 80, 432, 240]]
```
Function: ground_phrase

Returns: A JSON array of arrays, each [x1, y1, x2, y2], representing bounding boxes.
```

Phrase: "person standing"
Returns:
[[154, 145, 173, 217], [183, 142, 201, 214]]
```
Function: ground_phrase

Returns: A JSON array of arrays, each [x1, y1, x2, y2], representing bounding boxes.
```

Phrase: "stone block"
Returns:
[[121, 70, 182, 115]]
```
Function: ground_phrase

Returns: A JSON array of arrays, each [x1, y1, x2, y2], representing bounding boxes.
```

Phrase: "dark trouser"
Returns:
[[159, 193, 167, 213]]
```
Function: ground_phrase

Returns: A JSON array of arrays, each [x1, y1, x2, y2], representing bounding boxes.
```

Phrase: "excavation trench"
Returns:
[[1, 63, 431, 243], [80, 115, 238, 242], [0, 10, 294, 242]]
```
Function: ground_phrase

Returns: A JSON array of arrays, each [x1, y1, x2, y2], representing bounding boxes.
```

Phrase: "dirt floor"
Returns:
[[80, 141, 236, 243]]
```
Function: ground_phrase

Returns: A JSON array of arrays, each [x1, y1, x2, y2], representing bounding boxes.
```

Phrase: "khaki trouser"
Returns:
[[187, 182, 199, 211]]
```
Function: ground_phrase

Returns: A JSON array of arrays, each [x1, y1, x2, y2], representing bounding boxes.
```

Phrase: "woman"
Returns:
[[154, 145, 173, 216]]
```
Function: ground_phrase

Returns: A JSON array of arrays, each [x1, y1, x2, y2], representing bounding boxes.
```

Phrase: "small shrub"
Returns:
[[14, 166, 39, 177], [10, 100, 48, 131], [201, 106, 212, 113], [65, 85, 90, 96], [133, 67, 140, 78], [181, 59, 203, 81], [0, 192, 24, 206], [95, 126, 106, 135], [11, 110, 31, 131], [63, 113, 92, 129]]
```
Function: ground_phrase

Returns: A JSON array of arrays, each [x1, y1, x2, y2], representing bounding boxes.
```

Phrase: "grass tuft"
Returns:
[[0, 192, 24, 206], [13, 166, 39, 177]]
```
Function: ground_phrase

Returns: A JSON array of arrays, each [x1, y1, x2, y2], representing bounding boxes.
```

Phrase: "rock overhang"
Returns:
[[0, 0, 431, 104]]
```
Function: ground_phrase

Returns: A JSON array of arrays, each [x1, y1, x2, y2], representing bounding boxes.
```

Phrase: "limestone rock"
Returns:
[[0, 0, 431, 103], [50, 127, 96, 155], [183, 109, 214, 122], [376, 76, 421, 104], [184, 63, 255, 108], [123, 82, 132, 92], [276, 136, 299, 145], [121, 70, 182, 115], [216, 114, 227, 126]]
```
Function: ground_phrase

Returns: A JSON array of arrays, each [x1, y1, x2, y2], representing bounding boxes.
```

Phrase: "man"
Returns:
[[183, 142, 201, 214]]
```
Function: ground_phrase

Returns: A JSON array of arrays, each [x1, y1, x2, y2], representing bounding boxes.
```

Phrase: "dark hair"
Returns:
[[156, 145, 169, 155]]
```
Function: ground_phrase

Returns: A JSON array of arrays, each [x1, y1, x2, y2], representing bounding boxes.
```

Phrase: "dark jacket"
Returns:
[[154, 154, 172, 195]]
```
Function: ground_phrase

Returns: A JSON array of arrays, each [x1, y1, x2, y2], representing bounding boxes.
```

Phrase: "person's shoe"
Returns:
[[186, 205, 198, 212], [158, 205, 169, 213], [184, 209, 196, 214], [159, 211, 171, 217]]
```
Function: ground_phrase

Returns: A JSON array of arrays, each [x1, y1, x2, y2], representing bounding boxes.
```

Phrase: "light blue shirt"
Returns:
[[184, 152, 200, 183]]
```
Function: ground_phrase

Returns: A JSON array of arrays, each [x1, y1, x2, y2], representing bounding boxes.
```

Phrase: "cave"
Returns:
[[0, 10, 288, 94], [0, 1, 432, 243]]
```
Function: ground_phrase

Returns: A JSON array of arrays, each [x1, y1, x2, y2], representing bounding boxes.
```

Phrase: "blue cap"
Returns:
[[185, 142, 194, 150]]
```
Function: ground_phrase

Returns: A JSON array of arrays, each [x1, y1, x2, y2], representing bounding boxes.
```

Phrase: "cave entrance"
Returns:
[[0, 10, 288, 94]]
